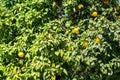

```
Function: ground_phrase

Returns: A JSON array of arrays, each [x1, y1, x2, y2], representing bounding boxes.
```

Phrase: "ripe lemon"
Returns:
[[95, 37, 101, 43], [78, 4, 84, 9], [91, 11, 98, 17], [72, 28, 79, 34], [82, 42, 89, 47], [18, 52, 24, 58]]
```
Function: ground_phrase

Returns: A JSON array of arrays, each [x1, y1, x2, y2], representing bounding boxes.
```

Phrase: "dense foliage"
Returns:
[[0, 0, 120, 80]]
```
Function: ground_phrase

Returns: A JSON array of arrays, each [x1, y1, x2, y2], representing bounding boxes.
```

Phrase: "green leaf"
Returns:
[[63, 69, 68, 76]]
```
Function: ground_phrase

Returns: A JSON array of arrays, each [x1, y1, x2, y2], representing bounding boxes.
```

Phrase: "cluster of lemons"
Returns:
[[72, 27, 101, 47], [82, 37, 101, 47], [71, 1, 120, 48], [72, 4, 100, 46], [77, 3, 120, 19], [78, 4, 98, 17]]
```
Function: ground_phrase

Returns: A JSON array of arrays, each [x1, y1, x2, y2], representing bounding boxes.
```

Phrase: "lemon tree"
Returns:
[[0, 0, 120, 80]]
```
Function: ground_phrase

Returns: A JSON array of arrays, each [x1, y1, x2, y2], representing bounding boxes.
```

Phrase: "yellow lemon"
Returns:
[[82, 42, 89, 47], [95, 37, 101, 43], [18, 52, 24, 58], [78, 4, 84, 9], [91, 11, 98, 17], [72, 28, 79, 34]]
